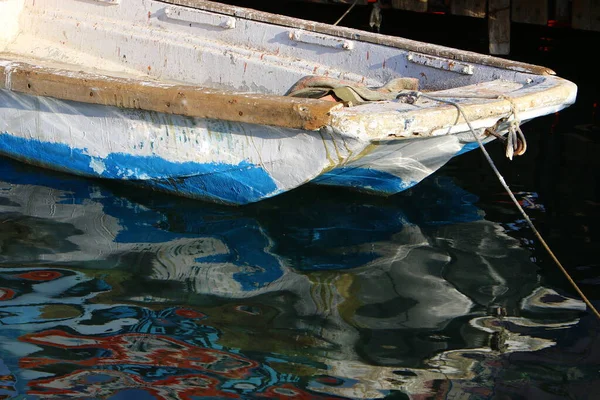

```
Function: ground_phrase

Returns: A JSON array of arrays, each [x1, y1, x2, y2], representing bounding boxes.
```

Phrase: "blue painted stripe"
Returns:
[[0, 133, 278, 204], [311, 167, 417, 195], [145, 170, 279, 205], [454, 142, 480, 156]]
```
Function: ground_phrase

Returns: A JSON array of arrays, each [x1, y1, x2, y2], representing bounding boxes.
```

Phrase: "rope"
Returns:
[[415, 92, 600, 321], [333, 0, 359, 26]]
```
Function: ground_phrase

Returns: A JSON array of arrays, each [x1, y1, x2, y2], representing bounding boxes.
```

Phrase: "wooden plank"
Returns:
[[391, 0, 428, 13], [450, 0, 487, 18], [488, 0, 510, 55], [0, 59, 340, 131], [511, 0, 547, 25]]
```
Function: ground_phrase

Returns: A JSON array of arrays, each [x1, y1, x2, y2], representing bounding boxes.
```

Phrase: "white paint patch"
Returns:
[[89, 157, 106, 174]]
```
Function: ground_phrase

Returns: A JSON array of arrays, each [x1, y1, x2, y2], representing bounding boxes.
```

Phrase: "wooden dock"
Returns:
[[290, 0, 600, 54]]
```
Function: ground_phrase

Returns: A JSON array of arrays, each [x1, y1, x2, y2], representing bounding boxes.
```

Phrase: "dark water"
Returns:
[[1, 5, 599, 400]]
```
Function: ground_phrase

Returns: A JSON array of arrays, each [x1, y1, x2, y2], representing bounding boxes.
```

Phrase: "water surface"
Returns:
[[0, 140, 596, 399]]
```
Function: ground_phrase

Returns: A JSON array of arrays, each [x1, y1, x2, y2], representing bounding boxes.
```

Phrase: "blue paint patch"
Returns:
[[0, 133, 278, 204], [311, 167, 417, 195], [454, 142, 480, 156], [145, 168, 280, 205]]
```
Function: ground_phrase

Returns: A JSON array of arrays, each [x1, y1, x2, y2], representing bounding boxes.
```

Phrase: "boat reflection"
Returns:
[[0, 157, 585, 399]]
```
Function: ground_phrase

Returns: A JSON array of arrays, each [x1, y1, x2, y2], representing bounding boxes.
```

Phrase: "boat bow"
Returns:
[[329, 76, 577, 141]]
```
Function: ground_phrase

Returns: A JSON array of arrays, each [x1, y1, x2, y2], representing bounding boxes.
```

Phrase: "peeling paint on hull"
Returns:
[[315, 135, 484, 196], [0, 89, 499, 204], [0, 132, 280, 204], [0, 90, 366, 205]]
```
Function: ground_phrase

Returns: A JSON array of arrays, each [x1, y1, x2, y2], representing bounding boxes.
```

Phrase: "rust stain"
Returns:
[[382, 59, 386, 69], [244, 62, 247, 73], [366, 51, 370, 60]]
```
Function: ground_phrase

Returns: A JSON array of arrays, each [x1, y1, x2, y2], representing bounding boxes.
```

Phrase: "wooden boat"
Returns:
[[0, 0, 577, 205]]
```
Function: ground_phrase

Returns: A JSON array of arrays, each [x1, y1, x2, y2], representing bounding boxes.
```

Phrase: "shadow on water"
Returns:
[[0, 155, 594, 399]]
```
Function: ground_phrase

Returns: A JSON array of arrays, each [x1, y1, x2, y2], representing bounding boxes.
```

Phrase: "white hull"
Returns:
[[0, 89, 365, 204], [0, 0, 578, 204]]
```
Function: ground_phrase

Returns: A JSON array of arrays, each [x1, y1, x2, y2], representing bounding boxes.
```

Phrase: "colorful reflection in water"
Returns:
[[0, 156, 595, 399]]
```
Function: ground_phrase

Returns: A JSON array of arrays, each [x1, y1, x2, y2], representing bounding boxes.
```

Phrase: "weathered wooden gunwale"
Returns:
[[158, 0, 555, 76], [0, 54, 577, 142], [0, 57, 341, 131]]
